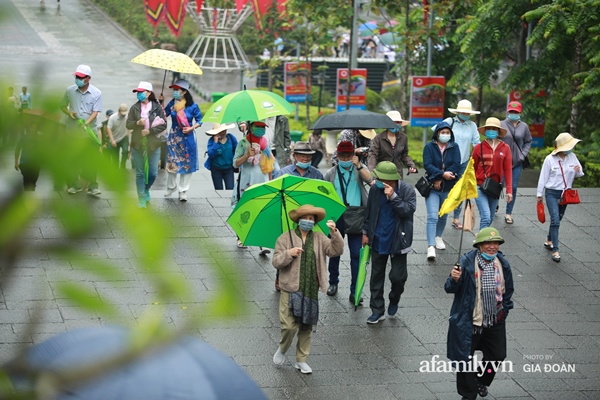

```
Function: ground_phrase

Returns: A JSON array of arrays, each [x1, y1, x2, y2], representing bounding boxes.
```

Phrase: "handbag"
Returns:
[[558, 161, 581, 205], [337, 166, 365, 235], [415, 175, 432, 198], [537, 201, 546, 224], [463, 199, 475, 232], [479, 144, 503, 199], [522, 156, 531, 169]]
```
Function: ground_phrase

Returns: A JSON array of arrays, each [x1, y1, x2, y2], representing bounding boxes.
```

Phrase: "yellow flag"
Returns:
[[438, 158, 478, 217]]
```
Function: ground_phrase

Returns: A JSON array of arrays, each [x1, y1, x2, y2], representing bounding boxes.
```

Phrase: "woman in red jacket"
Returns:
[[471, 118, 513, 230]]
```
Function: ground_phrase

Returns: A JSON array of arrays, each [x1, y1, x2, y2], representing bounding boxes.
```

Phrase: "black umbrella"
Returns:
[[310, 109, 397, 130]]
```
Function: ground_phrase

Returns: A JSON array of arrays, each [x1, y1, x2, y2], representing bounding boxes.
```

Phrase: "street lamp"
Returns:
[[316, 70, 328, 115]]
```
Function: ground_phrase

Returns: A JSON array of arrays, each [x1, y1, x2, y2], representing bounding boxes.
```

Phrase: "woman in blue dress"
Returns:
[[164, 79, 202, 201]]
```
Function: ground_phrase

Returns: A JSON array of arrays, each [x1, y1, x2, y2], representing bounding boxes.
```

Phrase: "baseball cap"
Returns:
[[74, 64, 92, 78], [337, 141, 354, 154], [118, 103, 128, 116], [132, 81, 153, 93], [507, 101, 522, 113], [169, 79, 190, 91]]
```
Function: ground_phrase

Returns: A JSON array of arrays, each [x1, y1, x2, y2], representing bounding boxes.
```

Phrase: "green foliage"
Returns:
[[365, 88, 384, 112], [381, 86, 403, 111]]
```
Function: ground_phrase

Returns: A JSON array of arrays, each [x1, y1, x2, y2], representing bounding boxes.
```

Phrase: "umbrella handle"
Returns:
[[161, 70, 167, 97]]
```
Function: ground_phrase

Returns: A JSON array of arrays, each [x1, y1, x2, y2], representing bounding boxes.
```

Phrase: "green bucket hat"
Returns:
[[473, 227, 505, 247], [372, 161, 401, 181]]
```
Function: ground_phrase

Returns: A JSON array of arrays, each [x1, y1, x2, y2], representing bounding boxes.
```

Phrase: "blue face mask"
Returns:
[[296, 161, 311, 170], [374, 180, 384, 189], [252, 127, 266, 137], [298, 219, 315, 231], [508, 113, 520, 121], [481, 252, 497, 261], [485, 130, 499, 140], [457, 114, 470, 122], [338, 160, 353, 169], [173, 90, 182, 100], [563, 150, 572, 155], [390, 127, 399, 133], [137, 92, 147, 102], [75, 78, 86, 88], [438, 134, 451, 144]]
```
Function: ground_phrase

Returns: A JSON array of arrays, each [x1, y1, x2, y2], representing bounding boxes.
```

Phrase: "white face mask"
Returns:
[[438, 134, 451, 144]]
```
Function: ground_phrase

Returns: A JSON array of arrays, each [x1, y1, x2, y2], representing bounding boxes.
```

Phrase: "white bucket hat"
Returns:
[[551, 132, 581, 155], [448, 99, 480, 115], [386, 111, 410, 126], [206, 122, 236, 136]]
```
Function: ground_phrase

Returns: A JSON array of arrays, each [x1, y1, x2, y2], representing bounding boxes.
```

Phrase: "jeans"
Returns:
[[311, 150, 323, 168], [505, 164, 522, 215], [131, 146, 160, 199], [211, 167, 235, 190], [475, 187, 499, 230], [369, 250, 408, 315], [107, 136, 129, 169], [327, 217, 362, 295], [425, 189, 449, 246], [545, 188, 566, 252], [453, 161, 468, 220]]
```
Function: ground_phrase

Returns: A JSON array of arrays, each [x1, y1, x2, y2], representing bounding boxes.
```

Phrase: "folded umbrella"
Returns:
[[355, 245, 370, 310]]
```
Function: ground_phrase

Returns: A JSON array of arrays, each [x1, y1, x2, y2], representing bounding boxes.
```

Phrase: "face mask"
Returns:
[[252, 127, 266, 137], [481, 251, 497, 261], [338, 160, 353, 169], [75, 78, 86, 88], [296, 161, 311, 170], [485, 130, 498, 140], [173, 90, 182, 100], [563, 150, 572, 155], [374, 180, 384, 189], [390, 127, 399, 133], [508, 114, 520, 121], [457, 114, 470, 122], [298, 219, 315, 231], [438, 134, 451, 144], [137, 92, 147, 102]]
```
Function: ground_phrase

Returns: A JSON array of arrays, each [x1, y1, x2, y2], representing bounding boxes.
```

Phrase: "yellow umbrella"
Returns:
[[131, 49, 203, 95]]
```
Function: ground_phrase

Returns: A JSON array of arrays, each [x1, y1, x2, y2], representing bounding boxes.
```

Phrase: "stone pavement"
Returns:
[[2, 1, 600, 399]]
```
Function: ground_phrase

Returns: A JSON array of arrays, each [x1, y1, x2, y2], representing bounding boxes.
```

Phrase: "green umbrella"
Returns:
[[201, 89, 295, 124], [78, 118, 101, 146], [355, 245, 370, 310], [226, 174, 346, 249], [378, 32, 401, 46]]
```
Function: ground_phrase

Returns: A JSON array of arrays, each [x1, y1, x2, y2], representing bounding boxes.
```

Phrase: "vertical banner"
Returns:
[[510, 90, 546, 148], [284, 62, 311, 103], [409, 76, 445, 127], [336, 68, 367, 112]]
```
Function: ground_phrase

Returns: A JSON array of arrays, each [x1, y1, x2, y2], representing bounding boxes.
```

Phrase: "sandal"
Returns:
[[552, 252, 561, 262], [544, 242, 553, 250], [477, 383, 488, 397], [505, 215, 514, 224], [237, 239, 247, 249], [451, 220, 463, 230]]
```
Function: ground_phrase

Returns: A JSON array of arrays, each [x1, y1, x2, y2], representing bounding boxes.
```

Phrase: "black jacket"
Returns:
[[362, 180, 416, 254], [126, 100, 167, 152]]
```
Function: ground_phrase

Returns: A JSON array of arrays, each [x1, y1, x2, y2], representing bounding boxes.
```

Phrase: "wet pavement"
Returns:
[[1, 1, 600, 399]]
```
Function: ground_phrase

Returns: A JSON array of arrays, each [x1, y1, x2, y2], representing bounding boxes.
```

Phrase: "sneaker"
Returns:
[[138, 198, 147, 209], [236, 239, 247, 249], [427, 246, 436, 260], [179, 191, 187, 202], [66, 187, 80, 194], [435, 236, 446, 250], [145, 189, 151, 202], [388, 303, 398, 316], [294, 362, 312, 374], [87, 188, 101, 196], [259, 247, 271, 256], [164, 187, 177, 197], [273, 348, 286, 365], [366, 313, 385, 324]]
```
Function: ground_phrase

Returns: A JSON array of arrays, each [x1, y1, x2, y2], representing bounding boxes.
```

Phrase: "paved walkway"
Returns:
[[2, 1, 600, 399]]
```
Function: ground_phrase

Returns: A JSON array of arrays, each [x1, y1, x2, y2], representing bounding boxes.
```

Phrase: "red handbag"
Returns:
[[560, 188, 581, 205], [537, 201, 546, 223]]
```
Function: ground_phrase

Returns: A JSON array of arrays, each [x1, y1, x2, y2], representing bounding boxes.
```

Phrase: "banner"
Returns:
[[410, 76, 445, 127], [509, 90, 546, 148], [336, 68, 367, 112], [284, 62, 311, 103]]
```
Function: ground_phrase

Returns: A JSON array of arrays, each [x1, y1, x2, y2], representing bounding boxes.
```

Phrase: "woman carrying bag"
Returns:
[[536, 132, 584, 262]]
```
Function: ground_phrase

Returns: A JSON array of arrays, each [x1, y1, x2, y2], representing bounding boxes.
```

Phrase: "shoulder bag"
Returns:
[[558, 160, 580, 205], [505, 122, 530, 168], [415, 175, 432, 198], [479, 144, 503, 199], [337, 166, 365, 235]]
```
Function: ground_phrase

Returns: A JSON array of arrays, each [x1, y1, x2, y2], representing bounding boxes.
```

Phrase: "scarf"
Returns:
[[289, 228, 319, 330], [474, 253, 503, 334], [173, 99, 190, 128]]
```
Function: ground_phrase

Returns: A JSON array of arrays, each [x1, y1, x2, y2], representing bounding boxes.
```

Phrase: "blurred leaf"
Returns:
[[0, 194, 39, 247], [56, 282, 118, 318], [51, 199, 94, 237], [125, 204, 170, 265], [56, 250, 127, 281]]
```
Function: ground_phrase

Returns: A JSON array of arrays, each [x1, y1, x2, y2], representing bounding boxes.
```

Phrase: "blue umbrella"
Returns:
[[358, 22, 377, 31], [8, 326, 267, 400]]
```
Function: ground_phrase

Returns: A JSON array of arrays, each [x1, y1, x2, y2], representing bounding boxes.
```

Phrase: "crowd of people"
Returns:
[[9, 68, 585, 397]]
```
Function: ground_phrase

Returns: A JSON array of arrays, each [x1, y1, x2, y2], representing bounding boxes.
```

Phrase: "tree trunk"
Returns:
[[305, 17, 311, 129], [400, 0, 410, 111], [517, 24, 527, 65], [475, 83, 483, 126], [570, 32, 582, 137]]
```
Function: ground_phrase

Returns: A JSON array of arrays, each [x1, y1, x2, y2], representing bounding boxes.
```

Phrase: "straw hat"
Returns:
[[358, 129, 376, 139], [205, 122, 236, 136], [551, 132, 581, 155], [477, 117, 507, 137], [448, 99, 480, 115], [289, 205, 326, 223], [386, 111, 410, 126]]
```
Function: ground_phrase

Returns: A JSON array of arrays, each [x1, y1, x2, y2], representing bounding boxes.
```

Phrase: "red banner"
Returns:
[[164, 0, 187, 37], [409, 76, 445, 127], [144, 0, 166, 27], [336, 69, 367, 112]]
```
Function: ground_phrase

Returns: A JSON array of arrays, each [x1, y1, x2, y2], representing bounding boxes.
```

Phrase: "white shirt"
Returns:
[[536, 152, 584, 197], [264, 116, 276, 149]]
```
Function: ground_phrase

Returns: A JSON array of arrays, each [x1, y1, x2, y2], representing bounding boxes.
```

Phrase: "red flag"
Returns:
[[164, 0, 188, 37], [212, 7, 218, 34], [196, 0, 204, 13], [235, 0, 249, 12], [423, 0, 428, 25], [144, 0, 166, 27]]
